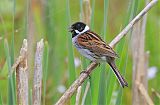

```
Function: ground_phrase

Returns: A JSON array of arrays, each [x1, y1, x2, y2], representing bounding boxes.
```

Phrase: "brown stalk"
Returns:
[[131, 20, 147, 105], [131, 0, 151, 105], [32, 39, 44, 105], [12, 39, 28, 105], [55, 0, 158, 105], [136, 82, 154, 105], [82, 0, 92, 25]]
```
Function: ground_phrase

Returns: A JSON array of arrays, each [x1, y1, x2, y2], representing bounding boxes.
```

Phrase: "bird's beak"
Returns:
[[68, 26, 73, 32]]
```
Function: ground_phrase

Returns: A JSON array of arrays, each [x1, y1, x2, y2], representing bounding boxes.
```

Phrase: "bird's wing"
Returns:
[[77, 31, 118, 58]]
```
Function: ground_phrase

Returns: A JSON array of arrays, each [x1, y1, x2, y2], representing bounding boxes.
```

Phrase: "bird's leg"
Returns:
[[90, 61, 100, 67], [80, 70, 91, 79], [80, 61, 100, 79]]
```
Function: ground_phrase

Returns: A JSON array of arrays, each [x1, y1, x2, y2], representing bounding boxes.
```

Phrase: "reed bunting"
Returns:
[[68, 22, 128, 88]]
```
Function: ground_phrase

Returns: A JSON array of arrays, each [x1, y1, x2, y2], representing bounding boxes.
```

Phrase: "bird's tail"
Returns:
[[108, 61, 128, 88]]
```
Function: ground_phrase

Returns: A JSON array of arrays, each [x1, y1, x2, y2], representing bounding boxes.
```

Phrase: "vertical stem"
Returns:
[[14, 39, 28, 105], [75, 86, 82, 105], [66, 0, 76, 104], [81, 0, 92, 104], [32, 39, 44, 105], [132, 1, 149, 104]]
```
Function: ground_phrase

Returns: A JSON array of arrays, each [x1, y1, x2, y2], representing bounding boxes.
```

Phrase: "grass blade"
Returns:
[[115, 88, 122, 105], [98, 0, 108, 104], [0, 93, 3, 105], [98, 65, 107, 105], [4, 39, 16, 105], [10, 0, 16, 103], [66, 0, 76, 104]]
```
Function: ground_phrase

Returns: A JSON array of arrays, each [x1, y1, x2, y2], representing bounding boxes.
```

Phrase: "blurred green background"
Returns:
[[0, 0, 160, 105]]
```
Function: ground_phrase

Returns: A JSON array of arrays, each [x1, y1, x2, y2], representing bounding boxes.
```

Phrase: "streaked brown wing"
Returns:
[[77, 31, 118, 58]]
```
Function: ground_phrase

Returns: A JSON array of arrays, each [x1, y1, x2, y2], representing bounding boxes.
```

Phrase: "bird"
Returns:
[[68, 22, 128, 88]]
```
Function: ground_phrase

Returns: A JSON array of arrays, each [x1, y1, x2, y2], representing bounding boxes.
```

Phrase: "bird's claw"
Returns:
[[90, 61, 100, 67], [80, 70, 91, 79]]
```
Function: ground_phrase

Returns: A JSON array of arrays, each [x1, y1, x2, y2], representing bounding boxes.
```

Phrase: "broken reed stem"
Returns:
[[55, 0, 158, 105], [137, 82, 154, 105], [12, 39, 28, 105], [32, 39, 44, 105], [151, 88, 160, 99]]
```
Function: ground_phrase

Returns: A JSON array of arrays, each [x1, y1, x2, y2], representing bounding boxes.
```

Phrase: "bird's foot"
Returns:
[[90, 61, 100, 67], [80, 70, 91, 79]]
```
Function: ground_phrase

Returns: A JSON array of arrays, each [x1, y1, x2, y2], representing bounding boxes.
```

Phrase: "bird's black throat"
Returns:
[[71, 31, 78, 38]]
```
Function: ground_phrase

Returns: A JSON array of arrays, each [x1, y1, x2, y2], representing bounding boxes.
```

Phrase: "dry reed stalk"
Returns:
[[131, 0, 152, 105], [81, 82, 90, 105], [131, 20, 147, 105], [32, 39, 44, 105], [136, 82, 154, 105], [75, 86, 82, 105], [55, 0, 158, 105], [151, 88, 160, 99], [76, 0, 92, 104], [82, 0, 92, 25], [12, 39, 28, 105]]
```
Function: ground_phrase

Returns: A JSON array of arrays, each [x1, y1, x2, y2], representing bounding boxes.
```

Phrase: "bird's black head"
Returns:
[[68, 22, 90, 38]]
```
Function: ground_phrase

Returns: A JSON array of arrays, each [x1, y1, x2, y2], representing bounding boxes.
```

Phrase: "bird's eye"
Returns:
[[80, 27, 83, 31]]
